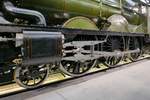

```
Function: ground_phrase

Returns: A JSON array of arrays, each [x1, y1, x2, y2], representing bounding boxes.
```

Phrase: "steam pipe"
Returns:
[[3, 1, 46, 26]]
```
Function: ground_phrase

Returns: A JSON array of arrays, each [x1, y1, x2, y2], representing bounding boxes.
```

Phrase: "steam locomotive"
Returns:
[[0, 0, 150, 88]]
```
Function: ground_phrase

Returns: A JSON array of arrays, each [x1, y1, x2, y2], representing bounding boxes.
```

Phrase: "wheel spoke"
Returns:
[[73, 62, 80, 74], [25, 80, 29, 85], [33, 78, 36, 85]]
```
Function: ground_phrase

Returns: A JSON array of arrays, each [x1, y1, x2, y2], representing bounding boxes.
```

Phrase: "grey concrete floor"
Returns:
[[1, 59, 150, 100]]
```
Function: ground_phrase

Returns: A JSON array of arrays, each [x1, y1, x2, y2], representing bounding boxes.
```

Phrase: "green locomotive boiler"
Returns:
[[0, 0, 149, 88], [3, 0, 146, 32]]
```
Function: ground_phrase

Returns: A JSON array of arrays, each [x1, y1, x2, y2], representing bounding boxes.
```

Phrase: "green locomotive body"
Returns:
[[2, 0, 147, 33]]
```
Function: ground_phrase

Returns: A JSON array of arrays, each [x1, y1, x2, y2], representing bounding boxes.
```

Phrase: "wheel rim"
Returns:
[[102, 36, 125, 67], [14, 65, 49, 88], [128, 37, 141, 61], [60, 35, 97, 76]]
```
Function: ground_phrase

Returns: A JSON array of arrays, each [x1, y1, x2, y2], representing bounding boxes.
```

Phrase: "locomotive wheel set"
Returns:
[[0, 0, 150, 89], [0, 22, 147, 89]]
